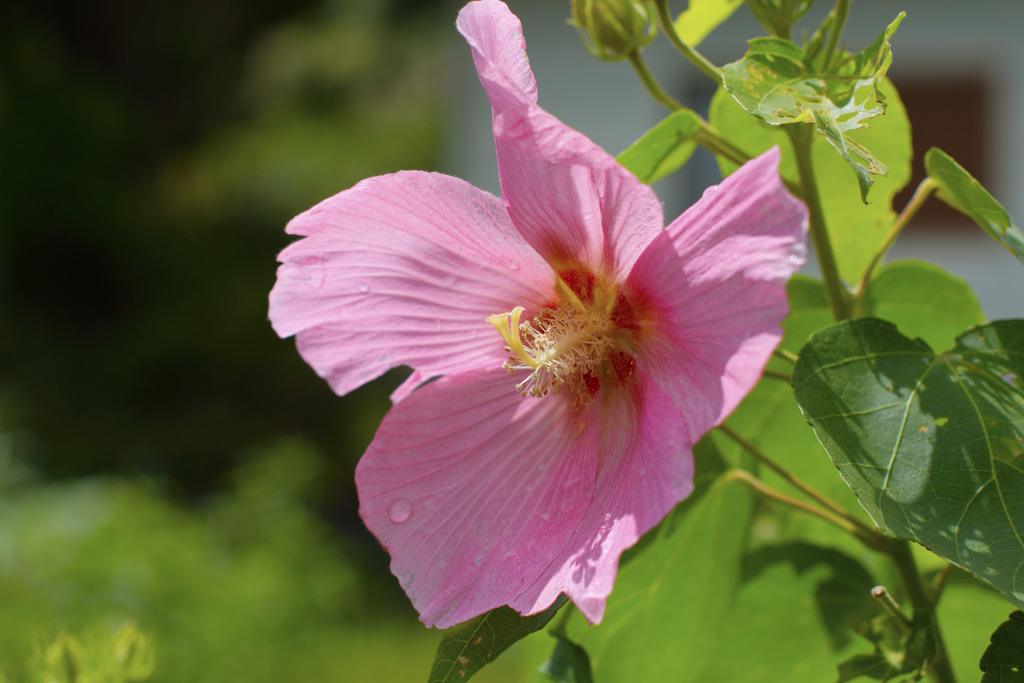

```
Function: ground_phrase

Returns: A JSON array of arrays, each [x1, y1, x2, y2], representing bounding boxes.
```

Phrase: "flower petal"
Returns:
[[455, 0, 538, 108], [355, 367, 594, 628], [626, 147, 808, 441], [269, 171, 552, 400], [509, 371, 695, 623], [457, 0, 663, 281]]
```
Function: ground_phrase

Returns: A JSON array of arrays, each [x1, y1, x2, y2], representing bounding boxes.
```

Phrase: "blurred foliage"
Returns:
[[0, 0, 467, 679], [0, 0, 448, 500], [30, 622, 155, 683], [0, 440, 441, 682]]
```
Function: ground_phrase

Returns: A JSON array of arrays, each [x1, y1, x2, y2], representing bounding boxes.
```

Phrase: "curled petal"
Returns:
[[626, 148, 808, 440], [458, 0, 663, 280], [456, 0, 538, 108], [355, 368, 594, 628], [269, 171, 552, 400]]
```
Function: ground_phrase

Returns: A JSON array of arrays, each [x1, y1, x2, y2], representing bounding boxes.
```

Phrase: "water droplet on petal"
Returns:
[[388, 499, 412, 523], [356, 282, 370, 293]]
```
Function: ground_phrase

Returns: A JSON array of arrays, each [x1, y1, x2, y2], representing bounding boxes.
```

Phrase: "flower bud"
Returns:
[[570, 0, 657, 61]]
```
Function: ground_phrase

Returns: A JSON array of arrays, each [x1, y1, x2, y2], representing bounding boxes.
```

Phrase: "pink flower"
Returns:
[[269, 0, 807, 628]]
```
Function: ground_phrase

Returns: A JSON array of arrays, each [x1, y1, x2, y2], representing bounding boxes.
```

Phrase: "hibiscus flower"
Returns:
[[269, 0, 807, 629]]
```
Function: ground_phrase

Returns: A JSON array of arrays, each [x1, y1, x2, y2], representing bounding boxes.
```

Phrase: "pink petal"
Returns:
[[509, 370, 695, 623], [626, 147, 808, 440], [269, 171, 553, 400], [355, 367, 595, 628], [455, 0, 538, 108], [457, 0, 663, 281]]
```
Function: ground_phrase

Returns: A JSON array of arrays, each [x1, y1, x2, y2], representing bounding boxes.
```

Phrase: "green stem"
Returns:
[[653, 0, 722, 85], [929, 564, 954, 603], [762, 368, 791, 382], [787, 124, 851, 321], [820, 0, 851, 73], [773, 347, 799, 365], [885, 539, 957, 683], [621, 55, 753, 171], [724, 469, 869, 542], [871, 585, 914, 635], [627, 51, 683, 111], [853, 177, 938, 298], [693, 122, 750, 168], [716, 424, 878, 545]]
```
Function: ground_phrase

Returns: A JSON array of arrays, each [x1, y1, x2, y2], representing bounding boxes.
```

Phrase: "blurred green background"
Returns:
[[0, 0, 546, 679]]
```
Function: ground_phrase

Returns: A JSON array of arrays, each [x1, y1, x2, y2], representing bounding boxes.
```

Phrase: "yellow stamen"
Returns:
[[486, 306, 538, 369], [486, 303, 617, 399]]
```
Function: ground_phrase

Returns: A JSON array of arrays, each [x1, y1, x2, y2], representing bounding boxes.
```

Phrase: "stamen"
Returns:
[[486, 306, 536, 369], [487, 304, 617, 399]]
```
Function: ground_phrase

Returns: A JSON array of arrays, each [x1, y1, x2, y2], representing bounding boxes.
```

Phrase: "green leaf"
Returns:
[[718, 276, 875, 567], [427, 599, 565, 683], [860, 261, 986, 353], [720, 14, 904, 201], [745, 543, 879, 649], [940, 573, 1020, 683], [539, 634, 594, 683], [837, 610, 933, 682], [709, 78, 911, 286], [791, 318, 1024, 610], [700, 544, 868, 680], [981, 611, 1024, 682], [566, 439, 754, 682], [673, 0, 745, 46], [616, 109, 701, 183], [925, 148, 1024, 266]]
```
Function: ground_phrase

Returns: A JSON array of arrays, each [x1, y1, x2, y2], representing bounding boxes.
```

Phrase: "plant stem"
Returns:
[[621, 55, 754, 172], [773, 347, 799, 365], [653, 0, 722, 85], [871, 585, 914, 634], [929, 564, 955, 603], [625, 51, 753, 169], [820, 0, 851, 73], [853, 177, 938, 298], [694, 122, 750, 167], [724, 469, 871, 542], [627, 51, 684, 111], [716, 424, 878, 545], [885, 539, 957, 683], [762, 368, 791, 382], [787, 124, 851, 320]]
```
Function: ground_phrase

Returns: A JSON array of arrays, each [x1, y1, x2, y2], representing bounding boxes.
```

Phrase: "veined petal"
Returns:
[[457, 0, 663, 281], [626, 148, 808, 441], [455, 0, 538, 108], [269, 171, 552, 400], [509, 371, 695, 623], [355, 367, 594, 628]]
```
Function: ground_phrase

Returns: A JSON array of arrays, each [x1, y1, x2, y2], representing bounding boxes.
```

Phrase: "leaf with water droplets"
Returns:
[[427, 597, 565, 683], [792, 318, 1024, 609]]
